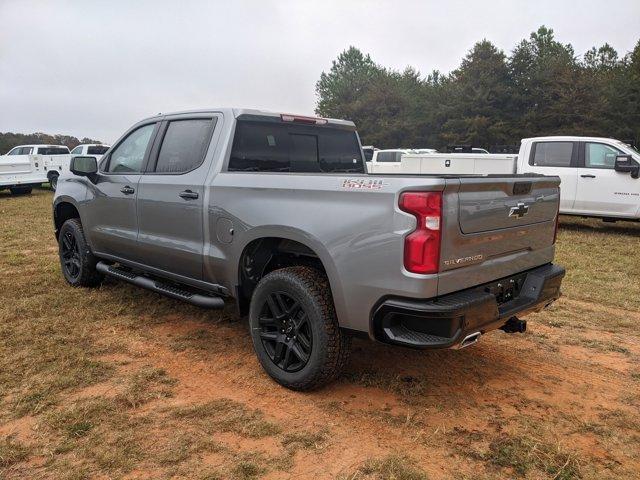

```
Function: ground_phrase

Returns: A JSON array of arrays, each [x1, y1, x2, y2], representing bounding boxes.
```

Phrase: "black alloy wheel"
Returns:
[[60, 229, 81, 280], [258, 291, 313, 372]]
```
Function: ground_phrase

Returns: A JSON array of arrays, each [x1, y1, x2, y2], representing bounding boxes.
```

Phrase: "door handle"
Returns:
[[580, 174, 596, 178], [120, 186, 135, 194], [179, 189, 199, 200]]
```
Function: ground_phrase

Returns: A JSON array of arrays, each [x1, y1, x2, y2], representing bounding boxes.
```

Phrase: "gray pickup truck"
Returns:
[[52, 108, 565, 390]]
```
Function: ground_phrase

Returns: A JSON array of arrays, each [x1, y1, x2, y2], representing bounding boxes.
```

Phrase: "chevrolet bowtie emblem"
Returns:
[[509, 202, 529, 218]]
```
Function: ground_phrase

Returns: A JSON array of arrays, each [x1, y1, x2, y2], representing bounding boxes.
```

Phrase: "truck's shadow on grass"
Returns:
[[559, 216, 640, 236], [103, 278, 524, 402]]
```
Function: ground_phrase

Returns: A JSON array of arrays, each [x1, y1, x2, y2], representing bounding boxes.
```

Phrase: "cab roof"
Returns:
[[522, 136, 625, 143], [138, 108, 356, 129], [13, 144, 69, 149]]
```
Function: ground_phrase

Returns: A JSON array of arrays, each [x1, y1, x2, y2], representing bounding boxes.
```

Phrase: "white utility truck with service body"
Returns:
[[370, 137, 640, 221], [0, 144, 70, 193]]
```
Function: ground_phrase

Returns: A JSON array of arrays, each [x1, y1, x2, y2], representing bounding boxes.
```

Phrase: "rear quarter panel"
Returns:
[[207, 173, 447, 332]]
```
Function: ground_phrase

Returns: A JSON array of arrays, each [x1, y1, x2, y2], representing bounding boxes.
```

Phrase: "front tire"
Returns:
[[249, 266, 351, 390], [48, 172, 59, 191], [58, 218, 103, 287]]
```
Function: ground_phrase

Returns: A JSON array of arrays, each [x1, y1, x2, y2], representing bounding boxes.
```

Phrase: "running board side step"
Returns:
[[96, 261, 225, 309]]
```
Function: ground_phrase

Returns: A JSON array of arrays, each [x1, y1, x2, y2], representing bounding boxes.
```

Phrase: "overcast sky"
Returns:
[[0, 0, 638, 143]]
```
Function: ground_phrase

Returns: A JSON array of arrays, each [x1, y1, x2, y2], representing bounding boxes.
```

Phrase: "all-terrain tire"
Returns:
[[58, 218, 103, 287], [249, 266, 351, 391], [9, 186, 32, 195]]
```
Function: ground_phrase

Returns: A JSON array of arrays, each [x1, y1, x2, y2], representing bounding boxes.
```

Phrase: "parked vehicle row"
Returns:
[[53, 108, 564, 390], [0, 143, 109, 194], [368, 137, 640, 221]]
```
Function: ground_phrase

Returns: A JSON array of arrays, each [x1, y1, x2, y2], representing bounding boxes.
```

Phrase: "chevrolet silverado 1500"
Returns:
[[52, 108, 565, 390]]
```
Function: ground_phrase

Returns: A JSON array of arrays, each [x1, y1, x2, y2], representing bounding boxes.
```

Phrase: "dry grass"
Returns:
[[1, 189, 639, 479], [341, 454, 429, 480]]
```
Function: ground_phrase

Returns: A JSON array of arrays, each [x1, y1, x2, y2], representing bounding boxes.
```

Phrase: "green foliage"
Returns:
[[316, 27, 640, 151], [0, 132, 102, 155]]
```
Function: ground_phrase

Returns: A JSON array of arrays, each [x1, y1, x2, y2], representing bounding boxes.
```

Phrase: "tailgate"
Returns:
[[438, 175, 560, 296], [458, 177, 558, 233]]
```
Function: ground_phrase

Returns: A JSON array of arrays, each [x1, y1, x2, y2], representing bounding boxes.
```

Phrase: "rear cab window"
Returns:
[[529, 142, 575, 167], [228, 119, 364, 173], [38, 147, 69, 155], [87, 145, 110, 155]]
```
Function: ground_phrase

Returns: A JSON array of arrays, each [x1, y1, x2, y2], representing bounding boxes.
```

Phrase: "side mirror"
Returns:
[[614, 155, 640, 179], [70, 156, 98, 181]]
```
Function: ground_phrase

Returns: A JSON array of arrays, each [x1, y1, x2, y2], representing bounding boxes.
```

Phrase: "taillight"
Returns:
[[399, 191, 442, 274]]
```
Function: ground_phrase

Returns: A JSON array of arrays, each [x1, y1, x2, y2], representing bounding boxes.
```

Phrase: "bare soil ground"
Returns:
[[1, 189, 639, 479]]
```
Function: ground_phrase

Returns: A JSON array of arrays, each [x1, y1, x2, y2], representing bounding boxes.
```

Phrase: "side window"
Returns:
[[377, 151, 402, 163], [530, 142, 574, 167], [585, 143, 622, 169], [154, 119, 214, 173], [70, 146, 83, 155], [106, 124, 156, 173], [7, 147, 19, 155]]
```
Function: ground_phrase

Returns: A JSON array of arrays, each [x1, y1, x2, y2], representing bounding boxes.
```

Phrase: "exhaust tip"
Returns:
[[457, 332, 481, 349]]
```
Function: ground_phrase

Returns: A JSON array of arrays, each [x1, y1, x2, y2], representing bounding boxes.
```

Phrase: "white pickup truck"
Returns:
[[369, 136, 640, 221], [0, 144, 70, 194]]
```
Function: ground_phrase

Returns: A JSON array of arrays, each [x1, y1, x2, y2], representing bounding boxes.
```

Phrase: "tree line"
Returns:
[[315, 26, 640, 152], [0, 132, 102, 154]]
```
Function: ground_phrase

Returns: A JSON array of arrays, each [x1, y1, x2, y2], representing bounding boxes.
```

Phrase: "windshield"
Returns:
[[614, 141, 640, 159]]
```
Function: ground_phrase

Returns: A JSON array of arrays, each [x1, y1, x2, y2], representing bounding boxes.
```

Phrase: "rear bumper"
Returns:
[[371, 263, 565, 349]]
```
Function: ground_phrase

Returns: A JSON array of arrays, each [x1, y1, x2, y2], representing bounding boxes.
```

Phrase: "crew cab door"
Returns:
[[84, 122, 159, 260], [522, 141, 578, 213], [574, 141, 639, 217], [135, 115, 218, 280]]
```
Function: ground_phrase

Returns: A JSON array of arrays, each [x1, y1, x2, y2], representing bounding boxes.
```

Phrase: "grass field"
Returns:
[[1, 189, 639, 479]]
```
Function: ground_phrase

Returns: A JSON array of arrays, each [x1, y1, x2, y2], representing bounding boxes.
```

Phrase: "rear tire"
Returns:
[[58, 218, 103, 287], [249, 266, 351, 390], [9, 186, 32, 195], [48, 172, 59, 191]]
